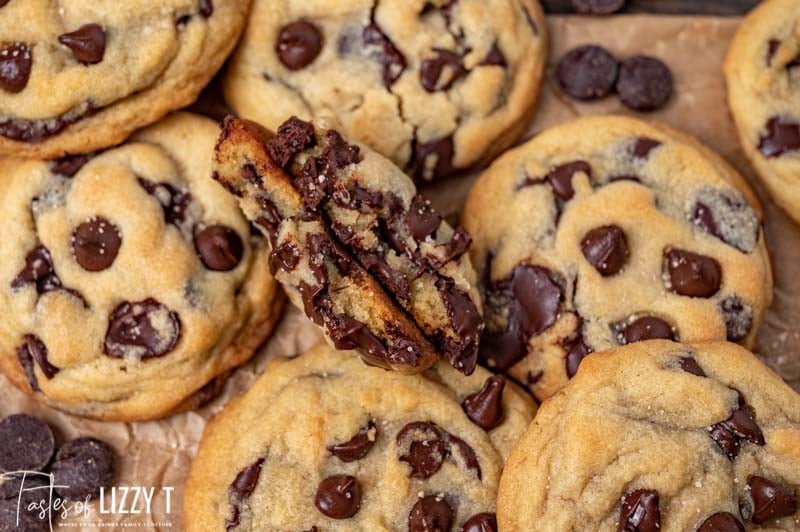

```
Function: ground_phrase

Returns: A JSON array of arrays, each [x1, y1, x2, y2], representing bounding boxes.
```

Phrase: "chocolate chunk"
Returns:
[[462, 375, 505, 430], [679, 356, 706, 377], [328, 421, 377, 462], [226, 458, 264, 530], [138, 178, 192, 227], [396, 422, 446, 479], [0, 414, 54, 473], [412, 135, 456, 182], [51, 154, 90, 177], [758, 117, 800, 158], [557, 45, 618, 100], [104, 299, 181, 359], [581, 225, 629, 276], [462, 512, 498, 532], [58, 24, 106, 65], [409, 495, 454, 532], [698, 512, 744, 532], [199, 0, 213, 17], [710, 390, 764, 460], [480, 44, 506, 67], [328, 314, 389, 366], [619, 489, 660, 532], [547, 160, 591, 200], [0, 43, 32, 93], [12, 245, 60, 294], [19, 335, 59, 381], [268, 240, 300, 275], [195, 225, 244, 272], [616, 56, 673, 111], [748, 476, 798, 524], [439, 226, 472, 264], [563, 322, 592, 378], [437, 280, 482, 375], [406, 195, 442, 241], [664, 249, 721, 298], [718, 295, 753, 342], [571, 0, 625, 14], [314, 475, 361, 519], [320, 130, 361, 173], [363, 23, 406, 87], [420, 48, 465, 92], [631, 137, 661, 158], [277, 21, 323, 70], [51, 438, 114, 500], [266, 116, 316, 168], [71, 217, 122, 272], [619, 316, 675, 344]]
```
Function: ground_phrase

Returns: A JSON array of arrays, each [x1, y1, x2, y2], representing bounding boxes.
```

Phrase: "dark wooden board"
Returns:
[[543, 0, 760, 15]]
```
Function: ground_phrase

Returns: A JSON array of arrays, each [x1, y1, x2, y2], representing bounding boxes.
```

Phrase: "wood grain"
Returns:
[[542, 0, 760, 15]]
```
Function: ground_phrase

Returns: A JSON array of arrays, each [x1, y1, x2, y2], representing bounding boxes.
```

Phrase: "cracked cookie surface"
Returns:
[[0, 113, 283, 421], [462, 115, 771, 401], [185, 342, 535, 531], [498, 340, 800, 531], [222, 0, 547, 182]]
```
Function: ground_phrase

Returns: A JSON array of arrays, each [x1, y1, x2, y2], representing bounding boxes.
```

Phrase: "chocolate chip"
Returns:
[[396, 422, 446, 479], [349, 184, 385, 210], [718, 295, 753, 342], [412, 135, 456, 182], [679, 356, 706, 377], [226, 458, 264, 530], [71, 217, 122, 272], [104, 299, 181, 359], [328, 421, 377, 462], [581, 225, 629, 276], [314, 475, 361, 519], [51, 438, 114, 500], [406, 195, 442, 241], [557, 45, 618, 101], [462, 512, 497, 532], [266, 116, 316, 168], [480, 44, 506, 67], [12, 245, 59, 294], [619, 489, 660, 532], [748, 476, 798, 524], [698, 512, 744, 532], [0, 43, 32, 93], [195, 225, 244, 271], [18, 335, 59, 381], [0, 414, 54, 473], [58, 24, 106, 65], [563, 322, 592, 378], [199, 0, 213, 17], [409, 495, 454, 532], [268, 240, 300, 275], [547, 160, 591, 200], [446, 433, 481, 479], [571, 0, 625, 14], [277, 21, 323, 70], [0, 489, 50, 531], [664, 249, 721, 298], [0, 473, 48, 501], [51, 154, 90, 177], [138, 178, 192, 227], [710, 390, 764, 460], [616, 56, 673, 111], [619, 316, 675, 344], [462, 375, 505, 430], [631, 137, 661, 158], [328, 314, 390, 367], [420, 48, 465, 92], [363, 23, 406, 87], [17, 341, 40, 392], [758, 117, 800, 158], [439, 226, 472, 264]]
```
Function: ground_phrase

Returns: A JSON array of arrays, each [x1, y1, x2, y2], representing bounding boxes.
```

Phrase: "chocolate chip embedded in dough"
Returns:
[[420, 48, 465, 92], [51, 438, 115, 500], [327, 421, 377, 462], [462, 375, 505, 430], [758, 117, 800, 158], [71, 217, 122, 272], [199, 0, 213, 17], [396, 422, 446, 479], [718, 295, 753, 342], [362, 22, 406, 87], [581, 225, 629, 276], [194, 225, 244, 272], [104, 299, 181, 359], [664, 248, 721, 298], [619, 316, 675, 344], [314, 475, 361, 519], [58, 24, 106, 65], [462, 512, 498, 532], [697, 512, 744, 532], [0, 414, 54, 473], [709, 390, 764, 460], [277, 21, 323, 70], [619, 489, 661, 532], [412, 135, 456, 182], [408, 495, 454, 532], [0, 43, 32, 93], [748, 476, 798, 524]]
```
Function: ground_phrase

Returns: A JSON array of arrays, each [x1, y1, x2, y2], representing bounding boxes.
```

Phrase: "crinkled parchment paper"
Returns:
[[2, 14, 798, 531]]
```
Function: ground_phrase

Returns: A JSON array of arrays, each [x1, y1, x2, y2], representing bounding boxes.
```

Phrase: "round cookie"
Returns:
[[222, 0, 547, 182], [0, 112, 283, 421], [184, 343, 535, 531], [725, 0, 800, 224], [462, 115, 772, 401], [0, 0, 251, 159], [498, 340, 800, 531]]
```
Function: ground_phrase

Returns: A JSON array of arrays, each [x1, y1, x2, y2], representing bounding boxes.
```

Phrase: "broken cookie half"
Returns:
[[213, 116, 483, 375]]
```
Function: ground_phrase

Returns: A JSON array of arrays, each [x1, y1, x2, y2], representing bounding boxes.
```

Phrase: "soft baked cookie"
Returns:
[[462, 115, 772, 401], [222, 0, 547, 182], [0, 0, 250, 159], [185, 343, 535, 531], [0, 113, 283, 421], [725, 0, 800, 224], [213, 116, 483, 375], [498, 340, 800, 531]]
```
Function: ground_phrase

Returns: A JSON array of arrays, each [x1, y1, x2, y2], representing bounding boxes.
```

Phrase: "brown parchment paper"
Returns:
[[2, 14, 799, 531]]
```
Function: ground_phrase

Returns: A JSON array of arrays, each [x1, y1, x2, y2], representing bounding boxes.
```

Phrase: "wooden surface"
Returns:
[[543, 0, 760, 14]]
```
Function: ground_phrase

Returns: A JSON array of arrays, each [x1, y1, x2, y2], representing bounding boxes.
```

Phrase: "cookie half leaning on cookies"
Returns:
[[463, 115, 772, 401], [213, 116, 483, 375], [498, 340, 800, 531], [222, 0, 547, 182], [0, 0, 251, 159], [725, 0, 800, 224], [0, 113, 283, 421], [185, 343, 535, 531]]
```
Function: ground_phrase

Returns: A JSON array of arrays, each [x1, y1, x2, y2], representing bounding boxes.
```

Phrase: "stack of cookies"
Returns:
[[0, 0, 798, 530]]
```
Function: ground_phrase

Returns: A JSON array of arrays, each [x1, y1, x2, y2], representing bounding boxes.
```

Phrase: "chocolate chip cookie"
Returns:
[[0, 0, 250, 159], [725, 0, 800, 224], [0, 113, 283, 421], [462, 115, 771, 401], [222, 0, 547, 182], [185, 342, 535, 531], [213, 116, 483, 375], [498, 340, 800, 531]]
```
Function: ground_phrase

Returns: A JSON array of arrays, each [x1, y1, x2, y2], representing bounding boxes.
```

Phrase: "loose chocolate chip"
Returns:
[[571, 0, 625, 14], [0, 489, 50, 531], [226, 458, 264, 530], [51, 154, 90, 177], [20, 335, 59, 380], [195, 225, 244, 271], [363, 23, 406, 87], [710, 390, 765, 460], [406, 195, 442, 241], [51, 438, 114, 500], [104, 299, 181, 359], [462, 375, 505, 430], [563, 322, 592, 378], [268, 240, 300, 275], [758, 117, 800, 158], [0, 414, 54, 473], [266, 116, 317, 168], [547, 160, 592, 200], [71, 217, 122, 272], [480, 44, 506, 67], [199, 0, 213, 17], [396, 422, 446, 479], [138, 178, 192, 227], [420, 48, 465, 92], [664, 249, 721, 298], [631, 137, 661, 159], [619, 489, 660, 532], [412, 135, 456, 182], [409, 495, 454, 532], [679, 356, 706, 377], [277, 21, 323, 70], [462, 512, 498, 532], [314, 475, 361, 519], [58, 24, 106, 65], [619, 316, 675, 344], [581, 225, 629, 276], [557, 45, 618, 101], [616, 56, 673, 111], [0, 473, 48, 501], [698, 512, 745, 532], [0, 43, 32, 93], [328, 421, 377, 462], [718, 295, 753, 342], [748, 476, 798, 524]]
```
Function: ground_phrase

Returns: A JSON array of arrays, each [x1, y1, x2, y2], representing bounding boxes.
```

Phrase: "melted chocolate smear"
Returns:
[[518, 160, 591, 200], [349, 183, 385, 210], [412, 134, 456, 182], [276, 21, 323, 71], [409, 495, 454, 532], [363, 22, 406, 87], [664, 248, 721, 298], [314, 475, 361, 519], [359, 251, 411, 302], [709, 389, 764, 460], [226, 458, 264, 531], [255, 197, 283, 245], [420, 48, 465, 92], [619, 489, 660, 532], [328, 314, 390, 367], [138, 178, 192, 227], [0, 42, 32, 93], [758, 117, 800, 158], [0, 102, 95, 142], [20, 334, 59, 381], [104, 299, 181, 359], [266, 116, 316, 168], [698, 512, 744, 532], [13, 245, 59, 293], [16, 340, 40, 392], [51, 154, 90, 177], [447, 433, 481, 479], [462, 513, 498, 532], [748, 476, 798, 524], [462, 375, 505, 430], [58, 24, 106, 65], [437, 279, 482, 375], [268, 240, 301, 275], [328, 420, 377, 462]]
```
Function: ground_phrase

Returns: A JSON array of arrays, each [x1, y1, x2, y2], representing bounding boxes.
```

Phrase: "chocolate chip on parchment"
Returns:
[[104, 299, 181, 359], [619, 489, 660, 532], [71, 217, 122, 272], [462, 375, 505, 430], [409, 495, 454, 532], [557, 45, 618, 101], [314, 475, 361, 519], [396, 422, 446, 479], [195, 225, 244, 271], [328, 421, 377, 462], [51, 438, 115, 500], [277, 21, 323, 70], [0, 414, 54, 473], [748, 476, 798, 524], [619, 316, 675, 344], [571, 0, 625, 14], [710, 390, 764, 460], [58, 24, 106, 65], [0, 43, 32, 93], [616, 56, 673, 111], [462, 513, 498, 532], [581, 225, 629, 276], [420, 48, 465, 92], [698, 512, 744, 532], [363, 23, 406, 87], [758, 117, 800, 158], [664, 249, 721, 298]]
